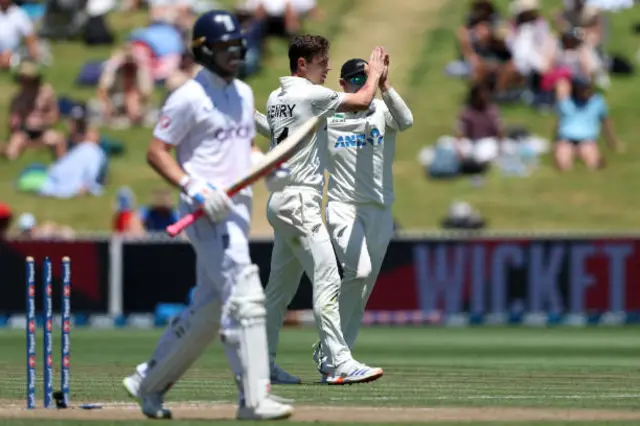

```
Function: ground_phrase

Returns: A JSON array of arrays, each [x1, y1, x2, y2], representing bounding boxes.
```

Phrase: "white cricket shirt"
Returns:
[[153, 69, 256, 196], [326, 99, 400, 207], [266, 76, 344, 192], [0, 5, 33, 53]]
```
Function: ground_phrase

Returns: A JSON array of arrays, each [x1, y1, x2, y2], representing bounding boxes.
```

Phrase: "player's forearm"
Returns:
[[355, 77, 380, 107], [254, 111, 271, 137], [147, 147, 187, 189], [339, 76, 381, 112], [381, 85, 413, 131]]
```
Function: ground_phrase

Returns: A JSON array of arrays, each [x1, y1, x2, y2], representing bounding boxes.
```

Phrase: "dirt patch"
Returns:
[[2, 400, 640, 422]]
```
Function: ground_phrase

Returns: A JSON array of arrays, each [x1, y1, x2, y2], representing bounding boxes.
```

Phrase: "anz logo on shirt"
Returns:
[[213, 125, 252, 142], [334, 128, 384, 149]]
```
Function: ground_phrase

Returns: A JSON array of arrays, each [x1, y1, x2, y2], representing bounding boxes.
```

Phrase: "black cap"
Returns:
[[340, 58, 367, 79]]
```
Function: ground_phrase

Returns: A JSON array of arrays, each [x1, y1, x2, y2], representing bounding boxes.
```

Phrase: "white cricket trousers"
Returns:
[[325, 201, 394, 349], [138, 194, 265, 397], [265, 187, 351, 368]]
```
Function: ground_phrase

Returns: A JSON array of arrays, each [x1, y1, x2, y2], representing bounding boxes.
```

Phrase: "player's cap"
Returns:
[[340, 58, 368, 79]]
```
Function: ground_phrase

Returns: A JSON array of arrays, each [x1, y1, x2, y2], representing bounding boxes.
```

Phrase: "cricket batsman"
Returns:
[[259, 35, 388, 385], [312, 57, 413, 381], [120, 10, 293, 420]]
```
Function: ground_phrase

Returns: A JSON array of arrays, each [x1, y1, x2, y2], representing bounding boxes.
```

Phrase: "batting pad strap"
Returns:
[[382, 88, 413, 131]]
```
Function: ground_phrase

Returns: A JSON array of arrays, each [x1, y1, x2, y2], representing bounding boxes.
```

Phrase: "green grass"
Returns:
[[2, 0, 640, 232], [2, 326, 640, 424], [2, 327, 640, 426]]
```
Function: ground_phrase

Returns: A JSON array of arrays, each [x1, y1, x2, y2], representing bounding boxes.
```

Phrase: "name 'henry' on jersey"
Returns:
[[266, 76, 344, 193], [326, 99, 403, 207]]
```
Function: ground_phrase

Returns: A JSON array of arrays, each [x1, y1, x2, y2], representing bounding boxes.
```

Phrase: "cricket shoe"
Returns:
[[236, 394, 294, 420], [311, 341, 331, 383], [270, 361, 301, 384], [122, 371, 172, 419], [325, 360, 383, 385]]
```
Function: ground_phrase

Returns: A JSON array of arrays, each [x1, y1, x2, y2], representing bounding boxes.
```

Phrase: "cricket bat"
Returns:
[[166, 116, 319, 237]]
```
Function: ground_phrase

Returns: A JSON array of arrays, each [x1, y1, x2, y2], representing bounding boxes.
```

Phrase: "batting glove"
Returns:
[[180, 175, 231, 223]]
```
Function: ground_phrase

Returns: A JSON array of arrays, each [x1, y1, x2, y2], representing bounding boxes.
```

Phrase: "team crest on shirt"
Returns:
[[159, 115, 171, 129], [329, 113, 345, 124]]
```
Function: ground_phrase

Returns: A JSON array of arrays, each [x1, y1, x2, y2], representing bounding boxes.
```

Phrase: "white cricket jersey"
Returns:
[[153, 69, 256, 197], [266, 76, 344, 192], [326, 99, 400, 207]]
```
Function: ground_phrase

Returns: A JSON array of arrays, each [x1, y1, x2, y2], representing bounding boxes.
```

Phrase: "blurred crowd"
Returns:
[[0, 0, 323, 236], [423, 0, 631, 184]]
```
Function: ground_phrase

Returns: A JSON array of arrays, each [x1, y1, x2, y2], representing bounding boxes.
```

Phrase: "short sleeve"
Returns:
[[15, 9, 34, 37], [556, 98, 575, 116], [153, 86, 195, 145], [309, 86, 345, 118]]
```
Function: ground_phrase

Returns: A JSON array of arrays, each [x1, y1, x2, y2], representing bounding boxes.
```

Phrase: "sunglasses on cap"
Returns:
[[347, 74, 367, 86]]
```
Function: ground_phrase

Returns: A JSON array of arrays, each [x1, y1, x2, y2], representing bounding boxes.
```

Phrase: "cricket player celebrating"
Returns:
[[312, 57, 413, 381], [120, 10, 293, 421], [261, 35, 388, 385]]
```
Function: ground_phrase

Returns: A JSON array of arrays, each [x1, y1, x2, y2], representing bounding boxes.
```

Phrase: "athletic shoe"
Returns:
[[325, 361, 383, 385], [236, 394, 294, 420], [123, 372, 172, 419], [270, 362, 301, 384]]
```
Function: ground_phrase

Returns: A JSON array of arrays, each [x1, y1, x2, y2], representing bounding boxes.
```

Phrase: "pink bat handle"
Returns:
[[165, 184, 244, 237], [166, 210, 204, 237]]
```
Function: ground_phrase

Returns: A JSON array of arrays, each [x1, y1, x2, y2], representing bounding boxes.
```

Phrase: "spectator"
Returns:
[[456, 1, 501, 82], [113, 186, 145, 235], [138, 187, 179, 232], [555, 1, 605, 50], [127, 22, 185, 81], [16, 212, 36, 238], [234, 8, 265, 78], [38, 105, 107, 198], [97, 44, 154, 128], [506, 0, 555, 82], [2, 60, 63, 160], [0, 0, 39, 69], [164, 51, 200, 95], [0, 203, 12, 241], [67, 102, 101, 149], [541, 28, 603, 92], [554, 77, 622, 171], [147, 0, 196, 35], [453, 82, 506, 171], [237, 0, 323, 52]]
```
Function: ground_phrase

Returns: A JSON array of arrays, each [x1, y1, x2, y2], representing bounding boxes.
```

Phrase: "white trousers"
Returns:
[[325, 201, 394, 349], [137, 194, 264, 398], [264, 188, 351, 368]]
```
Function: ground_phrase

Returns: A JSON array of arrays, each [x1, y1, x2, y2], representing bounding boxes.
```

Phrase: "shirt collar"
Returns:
[[280, 76, 314, 89], [200, 69, 235, 89]]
